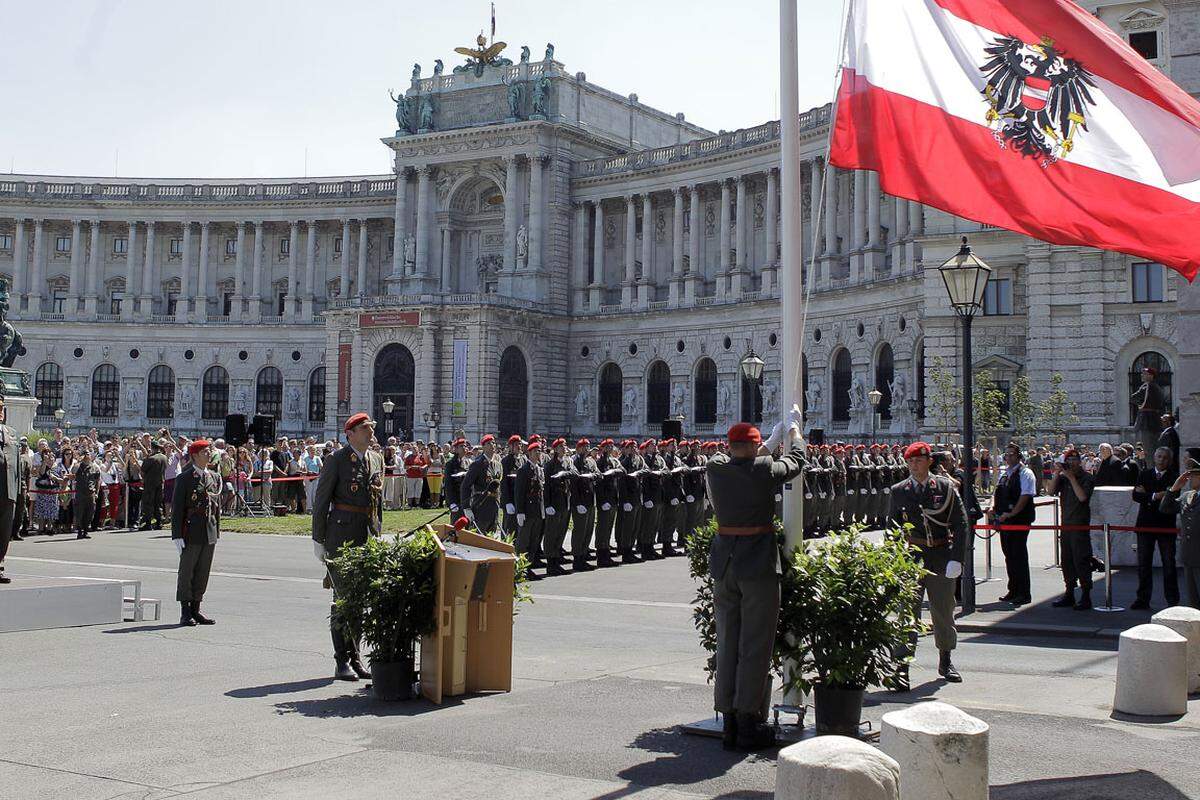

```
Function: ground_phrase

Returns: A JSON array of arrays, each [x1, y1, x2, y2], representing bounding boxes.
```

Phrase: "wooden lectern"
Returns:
[[419, 525, 517, 704]]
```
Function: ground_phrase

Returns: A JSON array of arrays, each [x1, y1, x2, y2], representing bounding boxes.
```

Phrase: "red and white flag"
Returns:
[[830, 0, 1200, 282]]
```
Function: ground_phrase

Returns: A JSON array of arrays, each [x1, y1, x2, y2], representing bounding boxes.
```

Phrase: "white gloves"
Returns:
[[762, 420, 789, 452], [945, 560, 963, 579], [685, 495, 694, 503], [173, 538, 185, 555], [517, 513, 526, 527], [623, 502, 633, 512], [576, 504, 587, 515], [449, 503, 459, 513], [601, 502, 612, 511], [787, 403, 804, 428], [505, 503, 517, 515], [670, 498, 680, 506], [805, 493, 813, 500], [313, 541, 326, 564], [643, 500, 654, 509], [464, 508, 475, 522], [546, 506, 556, 517]]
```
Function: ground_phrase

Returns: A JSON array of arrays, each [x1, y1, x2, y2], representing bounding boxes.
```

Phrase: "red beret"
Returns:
[[903, 441, 933, 460], [526, 441, 542, 453], [188, 440, 211, 456], [454, 516, 470, 531], [508, 434, 523, 444], [529, 434, 542, 443], [344, 413, 374, 433], [481, 434, 495, 445], [638, 440, 650, 451], [819, 444, 829, 451], [834, 446, 845, 454], [600, 438, 614, 447], [1062, 447, 1080, 459], [855, 444, 866, 451], [551, 437, 566, 448], [576, 438, 590, 447], [453, 438, 467, 447], [727, 423, 762, 444]]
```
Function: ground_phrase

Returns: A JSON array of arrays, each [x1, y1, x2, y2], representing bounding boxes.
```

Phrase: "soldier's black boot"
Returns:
[[721, 713, 739, 751], [334, 660, 358, 681], [938, 650, 962, 683], [622, 548, 642, 564], [191, 603, 216, 625], [348, 658, 371, 679], [179, 602, 198, 627], [597, 550, 616, 568], [734, 713, 776, 751], [1074, 591, 1092, 611], [572, 559, 595, 573], [546, 560, 567, 577], [1052, 590, 1076, 608], [661, 544, 679, 558]]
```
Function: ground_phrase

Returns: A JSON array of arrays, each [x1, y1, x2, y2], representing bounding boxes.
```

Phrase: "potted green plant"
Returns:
[[778, 528, 925, 736], [328, 529, 441, 701]]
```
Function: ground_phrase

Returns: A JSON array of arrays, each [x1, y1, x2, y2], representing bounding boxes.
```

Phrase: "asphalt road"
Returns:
[[2, 528, 1198, 800]]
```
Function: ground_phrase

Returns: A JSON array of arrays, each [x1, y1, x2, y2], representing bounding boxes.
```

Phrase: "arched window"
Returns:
[[875, 343, 895, 421], [34, 362, 63, 417], [497, 347, 528, 438], [741, 375, 763, 424], [256, 366, 283, 420], [90, 364, 120, 418], [1129, 351, 1173, 425], [373, 344, 415, 441], [598, 363, 622, 425], [832, 349, 852, 422], [646, 360, 671, 425], [694, 358, 717, 425], [201, 366, 229, 421], [308, 367, 326, 424], [146, 365, 175, 419]]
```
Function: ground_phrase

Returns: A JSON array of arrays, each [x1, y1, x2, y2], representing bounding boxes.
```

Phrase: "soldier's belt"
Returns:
[[908, 535, 950, 548], [334, 503, 372, 514], [718, 525, 774, 537]]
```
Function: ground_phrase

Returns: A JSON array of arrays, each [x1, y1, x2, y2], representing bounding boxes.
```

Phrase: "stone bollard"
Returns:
[[1151, 607, 1200, 694], [776, 735, 899, 800], [1114, 623, 1189, 716], [880, 701, 989, 800]]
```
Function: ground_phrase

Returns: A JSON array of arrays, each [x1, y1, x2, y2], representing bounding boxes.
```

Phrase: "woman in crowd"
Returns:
[[33, 461, 61, 534], [404, 443, 428, 509], [98, 449, 122, 528], [382, 445, 402, 510], [55, 448, 77, 531], [426, 442, 445, 508], [124, 445, 143, 527], [255, 447, 274, 508]]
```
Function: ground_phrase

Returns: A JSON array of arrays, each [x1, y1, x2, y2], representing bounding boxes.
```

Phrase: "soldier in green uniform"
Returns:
[[312, 412, 384, 681], [172, 440, 221, 626], [443, 438, 469, 520], [831, 445, 849, 531], [461, 434, 503, 534], [500, 434, 525, 537], [659, 439, 687, 557], [706, 416, 805, 751], [570, 438, 599, 572], [637, 439, 667, 560], [73, 450, 102, 539], [542, 438, 575, 575], [139, 440, 168, 529], [616, 440, 644, 564], [513, 440, 546, 577], [592, 439, 622, 567], [680, 441, 706, 550], [0, 392, 20, 584]]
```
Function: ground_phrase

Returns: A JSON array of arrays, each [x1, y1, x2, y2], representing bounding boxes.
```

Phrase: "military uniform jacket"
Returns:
[[705, 449, 806, 580], [544, 456, 575, 508], [311, 445, 384, 553], [171, 464, 221, 546], [1161, 488, 1200, 567], [640, 453, 667, 504], [443, 454, 466, 511], [460, 453, 504, 511], [618, 453, 644, 507], [831, 457, 848, 496], [661, 453, 686, 504], [594, 454, 623, 509], [74, 461, 102, 502], [513, 460, 545, 516], [682, 454, 706, 501], [888, 474, 967, 573], [0, 424, 20, 503], [572, 453, 599, 505], [141, 452, 168, 489], [500, 452, 524, 508]]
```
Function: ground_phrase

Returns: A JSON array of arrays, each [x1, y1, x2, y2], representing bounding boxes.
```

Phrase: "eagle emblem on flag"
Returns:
[[981, 35, 1098, 165]]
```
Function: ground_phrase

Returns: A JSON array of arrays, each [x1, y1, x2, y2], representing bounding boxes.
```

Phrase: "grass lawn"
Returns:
[[222, 507, 454, 536]]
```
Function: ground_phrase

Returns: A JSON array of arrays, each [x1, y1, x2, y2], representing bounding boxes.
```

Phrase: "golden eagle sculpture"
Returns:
[[455, 33, 509, 77]]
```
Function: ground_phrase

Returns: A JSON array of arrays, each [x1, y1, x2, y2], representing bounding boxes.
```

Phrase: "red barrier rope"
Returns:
[[974, 522, 1179, 535]]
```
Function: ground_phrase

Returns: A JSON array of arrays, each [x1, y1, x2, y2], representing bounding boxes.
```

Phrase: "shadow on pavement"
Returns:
[[225, 678, 335, 698], [612, 726, 774, 793], [274, 690, 466, 718], [104, 624, 188, 633], [993, 769, 1189, 799], [1109, 710, 1188, 724]]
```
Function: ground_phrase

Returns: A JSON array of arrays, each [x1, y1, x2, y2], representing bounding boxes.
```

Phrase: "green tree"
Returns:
[[1008, 375, 1037, 446], [928, 356, 959, 437], [972, 369, 1008, 445], [1037, 372, 1079, 445]]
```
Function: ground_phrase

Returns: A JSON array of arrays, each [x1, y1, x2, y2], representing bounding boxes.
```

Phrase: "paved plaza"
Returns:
[[2, 503, 1199, 799]]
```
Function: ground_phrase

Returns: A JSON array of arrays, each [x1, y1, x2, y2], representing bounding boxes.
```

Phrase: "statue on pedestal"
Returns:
[[531, 75, 552, 118], [671, 382, 687, 418], [389, 90, 411, 133], [0, 281, 23, 369], [762, 378, 779, 418], [516, 225, 529, 261], [411, 63, 421, 81], [544, 43, 555, 61], [403, 234, 416, 267], [433, 59, 444, 76], [716, 380, 733, 421], [622, 385, 639, 420], [520, 46, 530, 64], [419, 95, 435, 131], [507, 81, 523, 119], [574, 385, 590, 419]]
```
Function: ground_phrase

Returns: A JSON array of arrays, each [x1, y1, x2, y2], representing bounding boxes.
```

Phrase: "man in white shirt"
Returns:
[[990, 442, 1038, 606]]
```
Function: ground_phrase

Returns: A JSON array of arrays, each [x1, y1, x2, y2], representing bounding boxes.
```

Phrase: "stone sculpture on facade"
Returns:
[[234, 387, 249, 414], [545, 43, 555, 61], [433, 59, 444, 76], [411, 63, 421, 81], [179, 386, 194, 415], [520, 45, 530, 63], [454, 33, 511, 77], [762, 377, 779, 418], [849, 376, 867, 412], [516, 225, 529, 261], [287, 386, 302, 418], [716, 380, 733, 421], [125, 386, 141, 413], [671, 382, 686, 418], [507, 81, 523, 120], [574, 385, 590, 419], [403, 234, 416, 267], [622, 385, 638, 420], [389, 90, 411, 133], [67, 384, 83, 413], [418, 95, 435, 132], [531, 75, 551, 118]]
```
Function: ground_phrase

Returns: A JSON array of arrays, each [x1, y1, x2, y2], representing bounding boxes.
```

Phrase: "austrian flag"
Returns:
[[830, 0, 1200, 281]]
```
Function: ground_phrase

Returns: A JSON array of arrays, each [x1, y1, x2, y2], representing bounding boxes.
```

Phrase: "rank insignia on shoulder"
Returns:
[[350, 453, 359, 463]]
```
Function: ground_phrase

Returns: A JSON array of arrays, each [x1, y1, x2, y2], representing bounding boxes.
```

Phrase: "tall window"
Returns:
[[51, 289, 67, 314], [875, 344, 895, 421], [1129, 352, 1173, 425], [222, 292, 233, 317], [983, 278, 1013, 315], [166, 292, 179, 317], [694, 358, 717, 425], [55, 236, 71, 254], [646, 361, 671, 426], [256, 366, 283, 419], [832, 349, 852, 422], [308, 367, 326, 424], [112, 237, 127, 255], [90, 364, 120, 418], [202, 366, 229, 421], [34, 363, 63, 417], [1132, 262, 1165, 303], [146, 365, 175, 419], [225, 238, 237, 256], [109, 290, 124, 316], [279, 237, 290, 256], [0, 234, 12, 250], [1129, 31, 1159, 61], [598, 363, 622, 425], [169, 238, 182, 256]]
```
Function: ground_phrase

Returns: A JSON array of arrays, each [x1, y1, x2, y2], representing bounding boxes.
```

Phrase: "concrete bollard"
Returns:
[[880, 701, 989, 800], [1114, 623, 1189, 716], [1151, 607, 1200, 694], [776, 735, 899, 800]]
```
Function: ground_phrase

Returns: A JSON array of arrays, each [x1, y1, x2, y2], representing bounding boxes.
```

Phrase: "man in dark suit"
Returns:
[[312, 413, 384, 681], [0, 392, 20, 584], [139, 441, 168, 529], [1132, 446, 1180, 609], [889, 441, 969, 686], [1158, 414, 1181, 474], [460, 434, 503, 534], [705, 417, 804, 751], [172, 440, 221, 626]]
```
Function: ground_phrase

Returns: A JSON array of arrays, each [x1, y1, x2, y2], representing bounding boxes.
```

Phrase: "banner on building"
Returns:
[[452, 338, 468, 417], [337, 343, 352, 414], [359, 310, 421, 328]]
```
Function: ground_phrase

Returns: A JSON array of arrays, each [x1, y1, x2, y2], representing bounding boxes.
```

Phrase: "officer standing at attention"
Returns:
[[139, 440, 168, 529], [706, 415, 804, 751], [461, 434, 503, 534], [889, 441, 967, 687], [172, 440, 221, 627], [500, 434, 525, 537], [542, 438, 575, 575], [0, 392, 20, 584], [513, 440, 546, 576], [312, 413, 384, 682], [593, 439, 622, 567], [616, 440, 644, 564], [570, 438, 599, 572], [443, 438, 469, 520]]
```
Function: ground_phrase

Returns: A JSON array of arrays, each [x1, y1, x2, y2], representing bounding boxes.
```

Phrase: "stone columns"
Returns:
[[685, 184, 703, 303], [357, 218, 368, 298], [121, 221, 136, 320], [809, 158, 823, 256], [572, 202, 588, 311], [718, 180, 731, 298], [734, 176, 747, 271], [639, 193, 653, 307], [894, 197, 910, 273], [850, 171, 867, 283], [11, 220, 25, 311], [527, 154, 544, 273], [621, 195, 636, 308], [670, 187, 684, 305], [764, 168, 779, 294], [84, 219, 100, 318], [139, 221, 156, 317], [908, 199, 924, 236], [179, 221, 193, 321], [503, 155, 519, 273], [67, 219, 82, 317], [231, 223, 245, 321], [587, 198, 604, 309], [285, 220, 299, 316], [197, 221, 210, 321], [303, 220, 317, 321], [865, 171, 883, 275], [822, 162, 838, 262], [249, 221, 264, 320], [391, 170, 407, 281], [338, 219, 352, 297], [440, 227, 452, 291], [29, 219, 45, 314], [415, 167, 431, 278]]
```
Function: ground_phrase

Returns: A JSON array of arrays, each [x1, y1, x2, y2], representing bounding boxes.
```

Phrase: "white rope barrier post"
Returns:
[[1095, 522, 1125, 613]]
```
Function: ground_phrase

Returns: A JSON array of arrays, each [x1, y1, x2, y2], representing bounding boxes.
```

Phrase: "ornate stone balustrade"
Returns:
[[328, 293, 539, 312], [0, 176, 396, 204]]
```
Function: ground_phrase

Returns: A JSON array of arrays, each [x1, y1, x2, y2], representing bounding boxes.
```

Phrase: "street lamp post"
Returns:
[[382, 398, 395, 440], [937, 236, 992, 615], [740, 342, 765, 424], [868, 388, 883, 442]]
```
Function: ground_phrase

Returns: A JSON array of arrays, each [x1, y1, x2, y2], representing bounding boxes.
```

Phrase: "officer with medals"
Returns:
[[617, 440, 644, 564], [513, 440, 546, 577], [311, 413, 384, 682], [888, 441, 967, 686], [570, 438, 599, 572], [706, 414, 804, 751], [500, 434, 525, 537], [443, 438, 469, 520], [461, 433, 503, 534], [172, 440, 221, 626]]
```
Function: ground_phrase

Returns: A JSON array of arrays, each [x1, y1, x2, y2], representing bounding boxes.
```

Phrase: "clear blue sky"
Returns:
[[0, 0, 845, 179]]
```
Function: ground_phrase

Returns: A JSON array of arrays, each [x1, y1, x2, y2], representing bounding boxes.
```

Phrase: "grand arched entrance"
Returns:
[[374, 343, 415, 441], [497, 346, 528, 438], [447, 177, 506, 293]]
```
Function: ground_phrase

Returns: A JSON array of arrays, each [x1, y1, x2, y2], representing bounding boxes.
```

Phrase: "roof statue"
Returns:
[[454, 32, 511, 77]]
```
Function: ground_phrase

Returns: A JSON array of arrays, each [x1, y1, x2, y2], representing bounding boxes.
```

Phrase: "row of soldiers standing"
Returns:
[[801, 443, 911, 535]]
